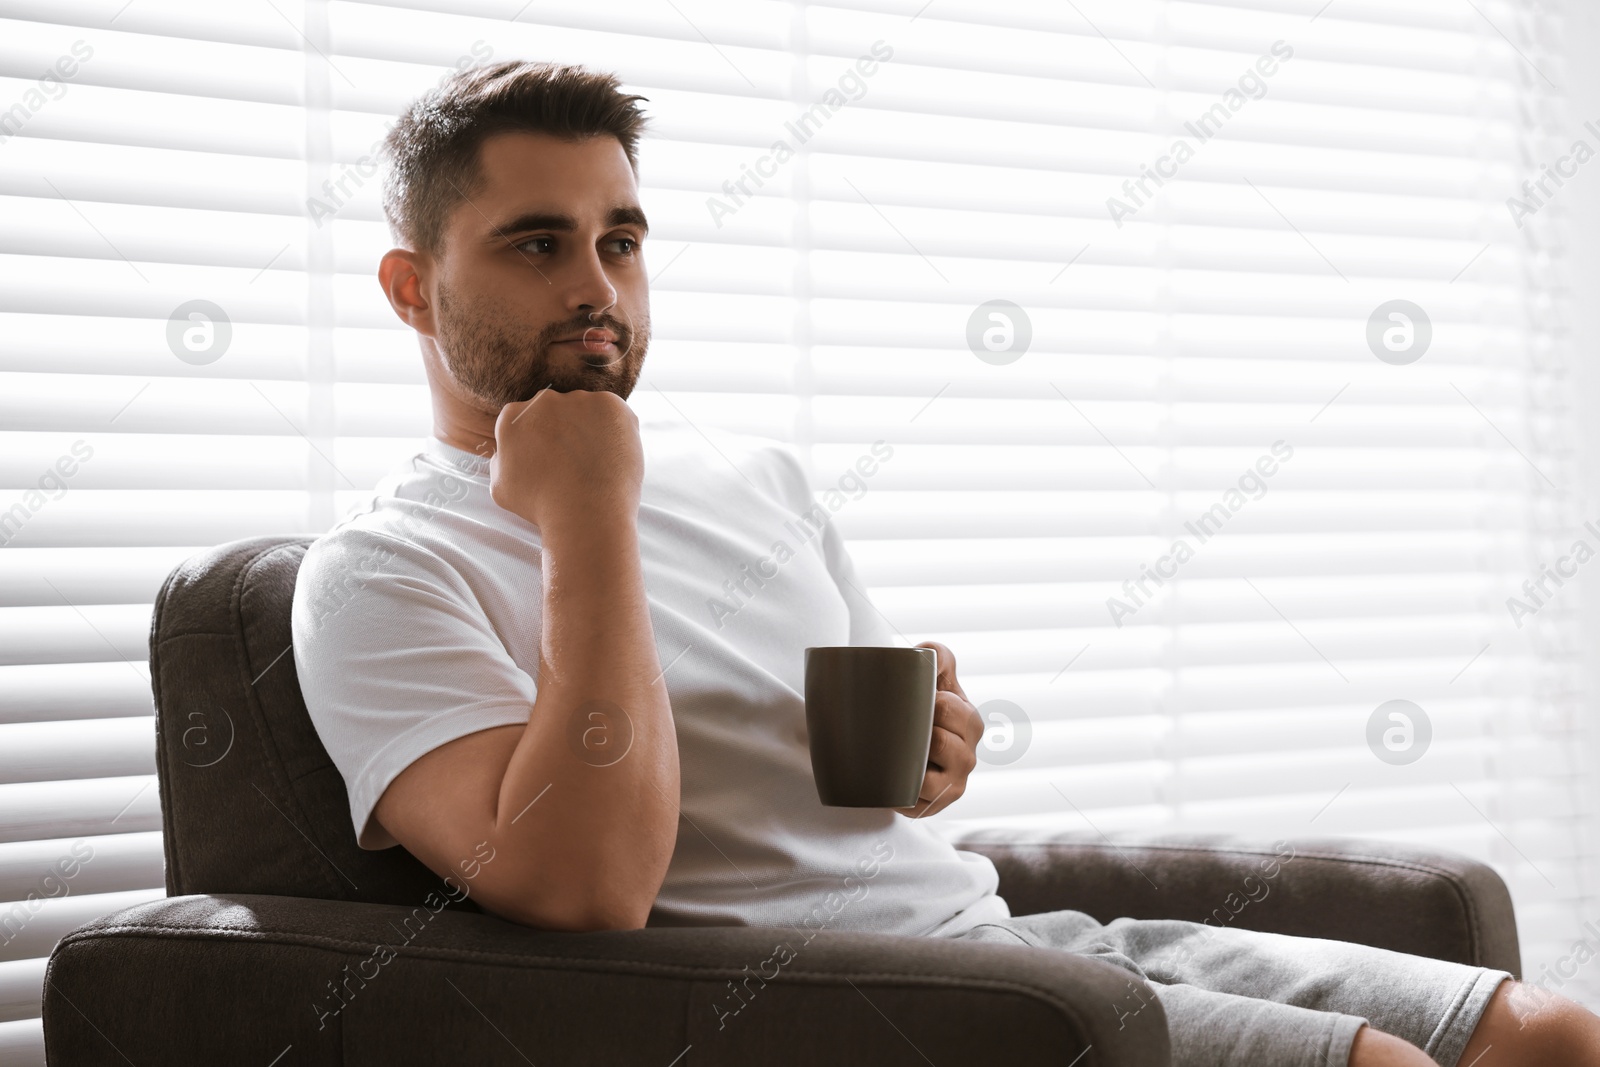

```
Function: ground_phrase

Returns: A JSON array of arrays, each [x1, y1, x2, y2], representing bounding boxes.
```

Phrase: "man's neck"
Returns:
[[433, 420, 497, 461], [423, 344, 499, 460]]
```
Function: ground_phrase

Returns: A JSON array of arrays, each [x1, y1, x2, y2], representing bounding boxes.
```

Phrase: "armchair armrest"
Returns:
[[953, 829, 1521, 977], [45, 893, 1171, 1066]]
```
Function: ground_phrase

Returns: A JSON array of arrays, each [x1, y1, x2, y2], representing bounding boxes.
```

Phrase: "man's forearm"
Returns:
[[490, 514, 679, 930]]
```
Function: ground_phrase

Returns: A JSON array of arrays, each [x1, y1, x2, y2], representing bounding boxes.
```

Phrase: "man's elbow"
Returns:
[[477, 882, 654, 933], [506, 902, 651, 933], [538, 906, 650, 933]]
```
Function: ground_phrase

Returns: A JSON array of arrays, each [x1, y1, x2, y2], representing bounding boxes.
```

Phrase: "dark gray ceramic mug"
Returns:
[[804, 645, 937, 807]]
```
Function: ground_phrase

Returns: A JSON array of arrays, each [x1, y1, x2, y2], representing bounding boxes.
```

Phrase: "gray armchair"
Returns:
[[42, 536, 1521, 1065]]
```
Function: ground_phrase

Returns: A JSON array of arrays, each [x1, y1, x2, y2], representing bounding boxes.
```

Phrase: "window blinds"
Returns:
[[0, 0, 1593, 1059]]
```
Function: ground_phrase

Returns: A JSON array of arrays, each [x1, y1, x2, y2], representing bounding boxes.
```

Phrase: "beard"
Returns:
[[434, 281, 649, 406]]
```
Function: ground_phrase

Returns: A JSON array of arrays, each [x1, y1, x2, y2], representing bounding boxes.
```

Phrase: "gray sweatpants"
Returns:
[[951, 909, 1510, 1066]]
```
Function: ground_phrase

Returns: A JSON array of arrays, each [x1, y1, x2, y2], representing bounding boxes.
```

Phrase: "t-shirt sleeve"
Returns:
[[290, 528, 536, 850], [761, 441, 903, 649]]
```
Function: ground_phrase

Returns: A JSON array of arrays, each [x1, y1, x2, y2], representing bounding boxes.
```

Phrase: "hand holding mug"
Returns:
[[803, 640, 982, 818], [891, 641, 983, 819]]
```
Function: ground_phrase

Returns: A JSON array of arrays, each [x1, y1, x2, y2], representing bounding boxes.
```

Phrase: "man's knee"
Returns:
[[1494, 980, 1600, 1060]]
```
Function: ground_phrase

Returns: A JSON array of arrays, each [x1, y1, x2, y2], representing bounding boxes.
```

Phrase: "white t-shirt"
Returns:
[[289, 418, 1009, 939]]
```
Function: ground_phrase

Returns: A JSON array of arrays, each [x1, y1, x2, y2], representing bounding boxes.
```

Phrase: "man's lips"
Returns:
[[554, 327, 619, 353]]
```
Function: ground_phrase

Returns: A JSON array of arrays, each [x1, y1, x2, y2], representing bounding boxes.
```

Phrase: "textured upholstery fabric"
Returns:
[[45, 893, 1158, 1066], [149, 536, 475, 910], [957, 830, 1521, 976], [40, 534, 1523, 1065]]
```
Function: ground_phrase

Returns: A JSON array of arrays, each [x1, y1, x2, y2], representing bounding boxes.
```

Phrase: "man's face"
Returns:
[[429, 131, 651, 406]]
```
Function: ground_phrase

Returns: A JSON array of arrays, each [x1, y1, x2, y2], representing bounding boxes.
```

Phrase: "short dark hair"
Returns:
[[381, 60, 651, 253]]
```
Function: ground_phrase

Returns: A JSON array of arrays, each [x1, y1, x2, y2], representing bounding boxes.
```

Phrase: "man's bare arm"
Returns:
[[372, 388, 678, 931]]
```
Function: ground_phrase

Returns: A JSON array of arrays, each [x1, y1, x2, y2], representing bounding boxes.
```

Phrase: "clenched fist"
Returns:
[[490, 388, 645, 530]]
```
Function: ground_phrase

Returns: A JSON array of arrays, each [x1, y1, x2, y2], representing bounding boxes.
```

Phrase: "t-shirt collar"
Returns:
[[424, 435, 491, 480]]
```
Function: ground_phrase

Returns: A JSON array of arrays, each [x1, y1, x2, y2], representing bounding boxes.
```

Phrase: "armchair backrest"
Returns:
[[149, 535, 478, 911]]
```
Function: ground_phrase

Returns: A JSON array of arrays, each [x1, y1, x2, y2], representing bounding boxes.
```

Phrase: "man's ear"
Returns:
[[378, 248, 436, 337]]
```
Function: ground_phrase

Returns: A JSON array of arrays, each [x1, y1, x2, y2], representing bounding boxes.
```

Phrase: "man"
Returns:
[[290, 60, 1600, 1066]]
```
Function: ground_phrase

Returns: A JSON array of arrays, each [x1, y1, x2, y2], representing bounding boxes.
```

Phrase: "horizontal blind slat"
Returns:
[[0, 776, 161, 845], [0, 831, 164, 902]]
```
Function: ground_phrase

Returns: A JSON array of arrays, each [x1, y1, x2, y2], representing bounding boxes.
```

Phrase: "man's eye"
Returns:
[[515, 236, 555, 254], [608, 237, 639, 255]]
